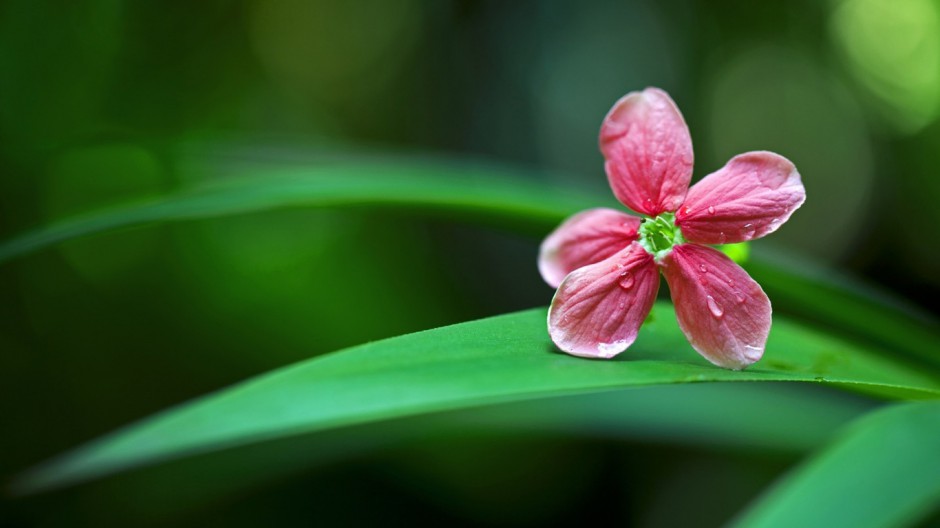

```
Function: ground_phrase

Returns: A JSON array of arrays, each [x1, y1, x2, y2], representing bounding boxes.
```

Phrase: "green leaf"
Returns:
[[1, 154, 937, 368], [732, 401, 940, 528], [55, 384, 872, 522], [0, 158, 604, 263], [718, 241, 750, 264], [749, 247, 940, 368], [13, 303, 940, 495]]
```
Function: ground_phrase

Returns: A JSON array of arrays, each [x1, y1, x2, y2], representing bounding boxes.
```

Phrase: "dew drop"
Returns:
[[726, 279, 735, 287], [597, 340, 627, 358], [743, 344, 762, 359], [733, 290, 745, 303], [741, 223, 755, 240], [683, 206, 692, 215], [718, 232, 727, 244], [618, 271, 634, 290], [707, 206, 715, 215], [706, 295, 724, 318], [698, 264, 708, 273]]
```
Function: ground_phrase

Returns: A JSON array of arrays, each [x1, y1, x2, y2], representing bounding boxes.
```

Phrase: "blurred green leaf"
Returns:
[[732, 400, 940, 528], [2, 155, 937, 369], [718, 241, 749, 264], [0, 158, 604, 262], [13, 303, 940, 495], [749, 247, 940, 369]]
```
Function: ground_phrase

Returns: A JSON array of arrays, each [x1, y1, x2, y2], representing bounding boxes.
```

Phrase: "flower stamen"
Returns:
[[638, 212, 685, 262]]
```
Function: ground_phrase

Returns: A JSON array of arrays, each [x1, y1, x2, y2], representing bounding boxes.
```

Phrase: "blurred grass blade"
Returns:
[[1, 154, 937, 368], [749, 247, 940, 368], [733, 401, 940, 528], [13, 303, 940, 495], [0, 158, 604, 262]]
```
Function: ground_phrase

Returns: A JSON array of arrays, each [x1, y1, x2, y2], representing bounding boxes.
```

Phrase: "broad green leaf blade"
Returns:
[[733, 401, 940, 528], [0, 159, 604, 263], [58, 384, 872, 522], [14, 303, 940, 495]]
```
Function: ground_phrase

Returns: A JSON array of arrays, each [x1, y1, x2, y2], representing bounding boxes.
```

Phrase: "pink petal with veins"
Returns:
[[600, 87, 694, 216], [538, 208, 641, 288], [675, 151, 805, 245], [548, 242, 659, 359], [661, 244, 771, 370]]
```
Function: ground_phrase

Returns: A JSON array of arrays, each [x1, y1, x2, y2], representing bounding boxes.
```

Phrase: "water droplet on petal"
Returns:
[[741, 223, 756, 240], [618, 271, 634, 290], [698, 264, 708, 273], [683, 206, 692, 215], [743, 344, 762, 359], [733, 290, 745, 303], [707, 206, 715, 215], [726, 279, 735, 287], [718, 232, 727, 244], [597, 340, 627, 358], [706, 295, 724, 318]]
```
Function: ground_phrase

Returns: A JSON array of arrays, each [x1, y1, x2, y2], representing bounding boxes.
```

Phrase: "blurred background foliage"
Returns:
[[1, 0, 939, 526]]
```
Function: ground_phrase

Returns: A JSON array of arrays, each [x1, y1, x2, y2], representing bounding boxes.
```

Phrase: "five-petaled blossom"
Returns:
[[538, 88, 806, 370]]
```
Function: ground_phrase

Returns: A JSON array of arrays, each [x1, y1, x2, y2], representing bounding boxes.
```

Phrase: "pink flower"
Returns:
[[539, 88, 806, 370]]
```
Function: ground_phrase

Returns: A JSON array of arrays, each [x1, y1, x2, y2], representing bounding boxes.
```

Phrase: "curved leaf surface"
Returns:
[[46, 384, 872, 523], [0, 159, 603, 263], [13, 303, 940, 495], [733, 401, 940, 528]]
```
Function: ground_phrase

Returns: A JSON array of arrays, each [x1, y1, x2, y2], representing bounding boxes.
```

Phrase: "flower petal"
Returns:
[[538, 208, 641, 288], [600, 87, 694, 216], [660, 244, 771, 370], [548, 242, 659, 359], [675, 151, 805, 245]]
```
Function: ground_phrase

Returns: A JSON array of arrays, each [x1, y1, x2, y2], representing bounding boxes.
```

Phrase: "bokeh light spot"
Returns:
[[249, 0, 423, 107], [830, 0, 940, 133], [705, 46, 873, 261]]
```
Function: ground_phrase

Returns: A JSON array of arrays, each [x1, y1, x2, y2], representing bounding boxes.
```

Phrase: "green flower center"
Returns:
[[638, 212, 685, 261]]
